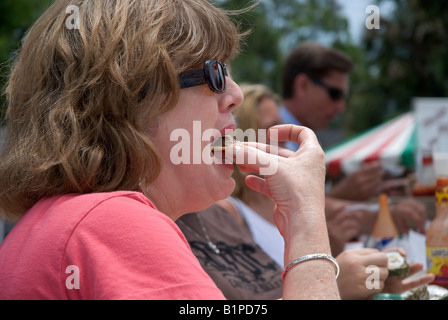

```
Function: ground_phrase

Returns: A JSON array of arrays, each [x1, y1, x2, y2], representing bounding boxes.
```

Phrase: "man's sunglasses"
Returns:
[[179, 60, 228, 94], [310, 77, 348, 101]]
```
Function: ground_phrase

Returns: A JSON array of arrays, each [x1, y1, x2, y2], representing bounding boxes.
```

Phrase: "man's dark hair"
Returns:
[[282, 42, 354, 99]]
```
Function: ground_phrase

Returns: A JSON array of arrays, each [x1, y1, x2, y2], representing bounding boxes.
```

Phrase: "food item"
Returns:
[[427, 285, 448, 300], [426, 177, 448, 288], [211, 135, 237, 156], [398, 285, 448, 300], [386, 251, 410, 278], [403, 285, 430, 300]]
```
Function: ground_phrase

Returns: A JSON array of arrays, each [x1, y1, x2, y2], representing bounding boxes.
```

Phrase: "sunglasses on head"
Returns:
[[310, 77, 348, 101], [179, 60, 228, 94]]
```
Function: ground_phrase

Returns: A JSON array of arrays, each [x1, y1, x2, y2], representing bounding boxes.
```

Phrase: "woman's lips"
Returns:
[[210, 127, 238, 162], [220, 124, 236, 135], [210, 124, 236, 145]]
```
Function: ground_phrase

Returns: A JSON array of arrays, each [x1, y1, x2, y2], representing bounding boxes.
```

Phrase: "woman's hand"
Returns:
[[336, 248, 389, 300], [382, 248, 435, 294], [336, 247, 435, 300], [226, 124, 339, 299], [227, 124, 326, 239]]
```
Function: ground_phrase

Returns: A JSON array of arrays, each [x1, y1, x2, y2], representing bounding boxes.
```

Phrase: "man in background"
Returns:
[[280, 42, 383, 201], [279, 43, 426, 255]]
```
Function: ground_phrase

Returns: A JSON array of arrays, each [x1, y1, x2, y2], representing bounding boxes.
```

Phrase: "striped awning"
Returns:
[[325, 112, 416, 178]]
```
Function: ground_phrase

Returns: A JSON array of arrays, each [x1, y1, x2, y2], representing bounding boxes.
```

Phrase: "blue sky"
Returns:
[[340, 0, 372, 42]]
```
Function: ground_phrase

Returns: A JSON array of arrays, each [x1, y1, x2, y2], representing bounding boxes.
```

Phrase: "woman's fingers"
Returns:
[[244, 142, 294, 158], [269, 124, 321, 151], [227, 125, 324, 176], [225, 144, 279, 176], [245, 175, 270, 197]]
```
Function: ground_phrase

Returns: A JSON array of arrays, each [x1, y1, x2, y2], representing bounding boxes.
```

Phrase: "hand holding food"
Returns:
[[225, 124, 339, 299]]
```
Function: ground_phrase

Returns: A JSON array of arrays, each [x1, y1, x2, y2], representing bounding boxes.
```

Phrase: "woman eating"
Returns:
[[0, 0, 338, 300]]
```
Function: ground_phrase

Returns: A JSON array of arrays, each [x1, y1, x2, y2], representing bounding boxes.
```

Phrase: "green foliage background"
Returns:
[[1, 0, 447, 146], [0, 0, 54, 118]]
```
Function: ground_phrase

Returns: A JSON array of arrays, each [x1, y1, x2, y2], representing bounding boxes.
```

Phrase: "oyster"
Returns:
[[211, 135, 237, 156], [403, 285, 430, 300], [387, 251, 410, 278]]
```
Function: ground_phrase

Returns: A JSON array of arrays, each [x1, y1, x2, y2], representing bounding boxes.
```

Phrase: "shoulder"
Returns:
[[50, 191, 169, 224], [66, 191, 185, 249], [56, 191, 156, 212], [61, 192, 223, 299]]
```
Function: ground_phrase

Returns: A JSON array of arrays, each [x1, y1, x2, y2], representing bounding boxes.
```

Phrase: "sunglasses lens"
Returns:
[[311, 77, 347, 101], [330, 89, 343, 100], [207, 61, 226, 93]]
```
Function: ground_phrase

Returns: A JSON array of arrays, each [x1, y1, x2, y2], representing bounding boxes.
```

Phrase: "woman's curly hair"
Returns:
[[0, 0, 245, 220]]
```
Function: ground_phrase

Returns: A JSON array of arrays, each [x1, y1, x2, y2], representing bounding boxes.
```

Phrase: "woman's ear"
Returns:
[[293, 73, 309, 98]]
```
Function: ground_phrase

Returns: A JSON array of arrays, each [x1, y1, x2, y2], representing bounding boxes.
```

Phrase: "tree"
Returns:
[[346, 0, 448, 134], [0, 0, 54, 116], [214, 0, 284, 92], [216, 0, 351, 95]]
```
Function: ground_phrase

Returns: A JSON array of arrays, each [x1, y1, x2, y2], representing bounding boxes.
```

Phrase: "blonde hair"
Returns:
[[232, 84, 279, 203], [0, 0, 246, 220]]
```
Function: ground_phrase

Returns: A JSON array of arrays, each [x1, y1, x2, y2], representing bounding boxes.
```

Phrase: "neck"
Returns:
[[143, 185, 182, 221]]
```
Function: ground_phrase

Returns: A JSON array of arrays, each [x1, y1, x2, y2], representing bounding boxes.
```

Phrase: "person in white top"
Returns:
[[226, 196, 285, 268]]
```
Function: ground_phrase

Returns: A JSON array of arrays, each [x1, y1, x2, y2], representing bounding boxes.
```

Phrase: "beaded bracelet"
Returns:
[[281, 253, 340, 283]]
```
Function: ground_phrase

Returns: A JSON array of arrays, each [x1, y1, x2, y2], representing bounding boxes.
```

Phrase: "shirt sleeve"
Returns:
[[62, 194, 225, 300]]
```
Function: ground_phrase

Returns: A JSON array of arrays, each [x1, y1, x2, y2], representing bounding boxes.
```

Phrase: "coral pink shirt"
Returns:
[[0, 191, 225, 300]]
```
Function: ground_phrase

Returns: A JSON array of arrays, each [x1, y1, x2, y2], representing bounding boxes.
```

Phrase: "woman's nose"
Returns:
[[220, 78, 244, 113]]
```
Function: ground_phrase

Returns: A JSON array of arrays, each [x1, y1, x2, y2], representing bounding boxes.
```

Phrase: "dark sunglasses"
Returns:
[[138, 60, 228, 102], [179, 60, 228, 94], [310, 77, 348, 101]]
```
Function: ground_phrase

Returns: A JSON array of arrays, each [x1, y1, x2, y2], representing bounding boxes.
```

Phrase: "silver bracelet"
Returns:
[[282, 253, 340, 282]]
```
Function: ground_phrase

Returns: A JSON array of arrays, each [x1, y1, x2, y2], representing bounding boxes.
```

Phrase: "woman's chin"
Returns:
[[209, 177, 236, 204]]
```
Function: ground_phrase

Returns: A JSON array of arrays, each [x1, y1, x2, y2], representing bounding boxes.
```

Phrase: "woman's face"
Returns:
[[146, 70, 243, 219]]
